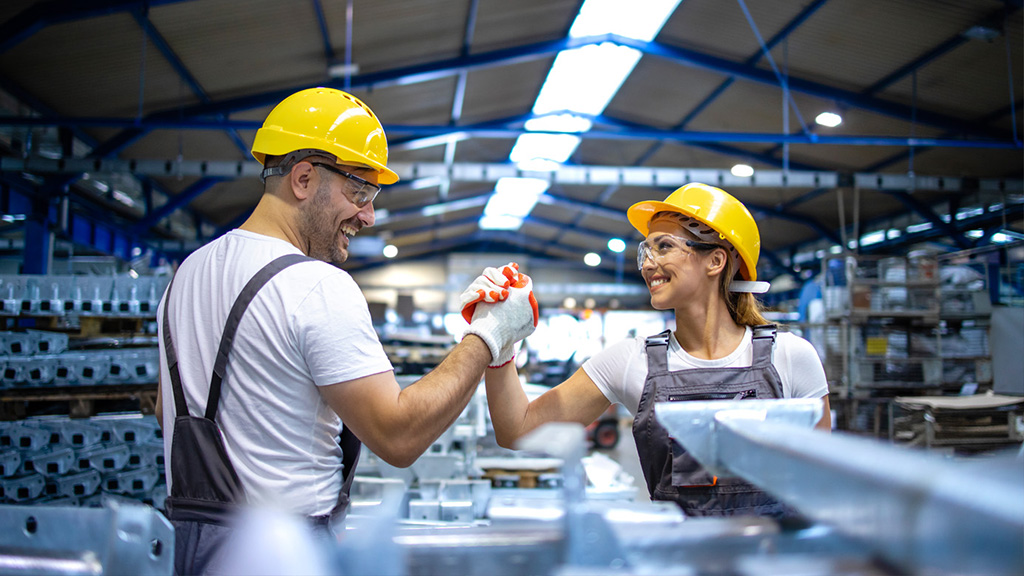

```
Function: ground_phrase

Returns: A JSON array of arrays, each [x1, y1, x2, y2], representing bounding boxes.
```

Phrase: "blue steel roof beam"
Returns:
[[311, 0, 334, 63], [130, 9, 248, 157], [676, 0, 830, 131], [375, 192, 492, 226], [131, 176, 224, 235], [764, 4, 1022, 160], [744, 201, 842, 245], [770, 201, 1023, 279], [777, 186, 831, 211], [4, 115, 1020, 149], [861, 201, 1022, 254], [0, 0, 194, 54], [878, 189, 971, 249], [593, 114, 826, 170], [865, 99, 1024, 173], [384, 124, 1021, 149], [151, 35, 603, 121], [91, 34, 587, 157], [376, 215, 481, 239], [865, 4, 1020, 96], [91, 26, 1015, 153], [439, 0, 480, 202], [613, 35, 1014, 140]]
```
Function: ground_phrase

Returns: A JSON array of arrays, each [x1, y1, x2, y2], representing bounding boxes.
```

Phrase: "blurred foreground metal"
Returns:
[[0, 498, 173, 575], [1, 399, 1020, 575]]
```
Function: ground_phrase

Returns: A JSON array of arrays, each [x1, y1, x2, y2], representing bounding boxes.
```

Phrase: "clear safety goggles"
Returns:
[[637, 235, 721, 271], [308, 162, 381, 208], [259, 149, 381, 208]]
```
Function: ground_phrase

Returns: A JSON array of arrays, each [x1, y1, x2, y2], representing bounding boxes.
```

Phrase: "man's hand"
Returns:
[[460, 262, 520, 323]]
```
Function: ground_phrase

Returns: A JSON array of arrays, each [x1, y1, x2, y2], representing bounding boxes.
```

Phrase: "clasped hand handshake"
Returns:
[[460, 262, 539, 368]]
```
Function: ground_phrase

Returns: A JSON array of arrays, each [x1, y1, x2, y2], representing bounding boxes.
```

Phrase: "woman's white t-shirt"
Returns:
[[583, 327, 829, 415]]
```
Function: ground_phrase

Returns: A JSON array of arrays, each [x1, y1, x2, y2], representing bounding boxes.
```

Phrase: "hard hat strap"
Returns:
[[258, 149, 334, 183]]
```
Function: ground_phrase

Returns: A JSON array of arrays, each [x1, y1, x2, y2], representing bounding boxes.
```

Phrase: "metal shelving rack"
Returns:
[[820, 253, 997, 439]]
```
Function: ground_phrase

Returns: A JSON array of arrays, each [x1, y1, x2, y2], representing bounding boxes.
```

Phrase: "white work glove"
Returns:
[[462, 272, 539, 368], [459, 262, 520, 324]]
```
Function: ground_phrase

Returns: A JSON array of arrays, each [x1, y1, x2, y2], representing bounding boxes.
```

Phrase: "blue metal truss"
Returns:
[[0, 0, 1020, 276]]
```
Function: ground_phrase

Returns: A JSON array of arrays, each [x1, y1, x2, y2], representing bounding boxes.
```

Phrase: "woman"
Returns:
[[480, 182, 830, 518]]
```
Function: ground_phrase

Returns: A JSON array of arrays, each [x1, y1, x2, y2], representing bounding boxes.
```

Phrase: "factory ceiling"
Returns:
[[0, 0, 1021, 287]]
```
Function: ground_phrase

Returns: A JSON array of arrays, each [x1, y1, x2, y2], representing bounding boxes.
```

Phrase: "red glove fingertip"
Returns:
[[461, 303, 475, 324], [528, 292, 539, 327]]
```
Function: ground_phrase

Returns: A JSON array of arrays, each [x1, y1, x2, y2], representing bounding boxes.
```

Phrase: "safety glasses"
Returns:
[[309, 162, 381, 208], [637, 235, 722, 270]]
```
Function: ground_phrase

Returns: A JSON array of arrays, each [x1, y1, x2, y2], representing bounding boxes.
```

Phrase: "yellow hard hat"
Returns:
[[627, 182, 760, 281], [251, 87, 399, 185]]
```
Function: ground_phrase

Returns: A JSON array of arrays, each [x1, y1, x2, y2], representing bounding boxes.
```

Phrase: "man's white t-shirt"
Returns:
[[157, 230, 392, 516], [583, 327, 829, 415]]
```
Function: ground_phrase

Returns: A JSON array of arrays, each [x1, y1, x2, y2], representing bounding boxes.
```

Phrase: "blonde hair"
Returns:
[[650, 211, 770, 327]]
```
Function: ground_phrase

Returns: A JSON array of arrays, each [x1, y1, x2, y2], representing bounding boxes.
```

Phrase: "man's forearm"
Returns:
[[392, 334, 491, 455]]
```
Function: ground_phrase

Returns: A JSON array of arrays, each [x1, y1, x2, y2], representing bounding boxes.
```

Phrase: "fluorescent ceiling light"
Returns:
[[506, 0, 680, 176], [906, 222, 933, 233], [860, 230, 885, 246], [495, 176, 549, 198], [533, 43, 641, 115], [479, 214, 525, 230], [731, 164, 754, 177], [815, 112, 842, 128], [524, 114, 593, 133], [509, 133, 581, 164], [327, 63, 360, 78], [569, 0, 682, 41], [480, 177, 550, 231]]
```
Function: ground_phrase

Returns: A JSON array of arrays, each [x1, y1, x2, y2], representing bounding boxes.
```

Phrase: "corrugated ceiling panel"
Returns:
[[0, 13, 187, 117], [151, 1, 326, 102], [471, 0, 579, 52]]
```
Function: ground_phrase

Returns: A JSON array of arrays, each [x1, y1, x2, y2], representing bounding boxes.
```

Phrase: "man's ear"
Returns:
[[288, 161, 316, 201]]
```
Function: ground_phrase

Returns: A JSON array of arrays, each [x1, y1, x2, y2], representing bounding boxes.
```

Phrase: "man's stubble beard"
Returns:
[[298, 182, 348, 268]]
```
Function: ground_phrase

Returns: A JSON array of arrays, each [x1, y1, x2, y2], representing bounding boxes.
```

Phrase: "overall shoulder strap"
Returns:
[[750, 324, 778, 366], [644, 329, 672, 374], [206, 253, 315, 421], [161, 273, 189, 417]]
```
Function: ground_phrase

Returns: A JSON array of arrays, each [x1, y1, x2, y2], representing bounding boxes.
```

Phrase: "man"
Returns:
[[154, 87, 536, 575]]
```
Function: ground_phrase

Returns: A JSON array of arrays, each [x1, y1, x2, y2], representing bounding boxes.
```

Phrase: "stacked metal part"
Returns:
[[0, 415, 165, 508], [0, 274, 169, 317], [0, 330, 159, 390]]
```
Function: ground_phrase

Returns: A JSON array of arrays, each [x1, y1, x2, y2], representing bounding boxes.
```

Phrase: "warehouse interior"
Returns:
[[0, 1, 1022, 575]]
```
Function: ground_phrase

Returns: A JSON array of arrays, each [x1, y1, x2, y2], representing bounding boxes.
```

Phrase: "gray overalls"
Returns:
[[631, 326, 790, 518], [162, 255, 361, 575]]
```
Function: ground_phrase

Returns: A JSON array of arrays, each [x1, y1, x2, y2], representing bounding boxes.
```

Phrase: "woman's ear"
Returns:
[[706, 247, 728, 279]]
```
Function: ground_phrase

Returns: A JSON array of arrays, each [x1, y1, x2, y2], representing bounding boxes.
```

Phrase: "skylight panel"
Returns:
[[569, 0, 682, 41], [532, 44, 642, 116], [509, 133, 581, 164], [482, 0, 681, 232], [481, 177, 550, 230]]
